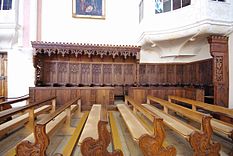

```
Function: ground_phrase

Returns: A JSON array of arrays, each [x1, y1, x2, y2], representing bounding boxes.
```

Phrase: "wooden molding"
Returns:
[[31, 41, 140, 59]]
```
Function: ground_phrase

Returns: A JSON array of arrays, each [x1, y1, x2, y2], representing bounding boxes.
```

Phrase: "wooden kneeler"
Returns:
[[139, 117, 176, 156]]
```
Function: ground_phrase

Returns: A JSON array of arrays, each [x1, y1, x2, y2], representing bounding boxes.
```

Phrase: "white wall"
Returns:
[[8, 48, 34, 107], [4, 0, 35, 106], [41, 0, 139, 45], [229, 32, 233, 109]]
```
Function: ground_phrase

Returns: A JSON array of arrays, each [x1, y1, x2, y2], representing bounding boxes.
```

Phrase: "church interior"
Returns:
[[0, 0, 233, 155]]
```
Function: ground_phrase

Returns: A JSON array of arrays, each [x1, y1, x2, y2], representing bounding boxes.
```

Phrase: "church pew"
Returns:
[[78, 104, 102, 145], [168, 95, 233, 141], [117, 102, 176, 156], [80, 104, 123, 156], [0, 95, 29, 123], [146, 95, 221, 156], [0, 96, 56, 137], [5, 97, 80, 156]]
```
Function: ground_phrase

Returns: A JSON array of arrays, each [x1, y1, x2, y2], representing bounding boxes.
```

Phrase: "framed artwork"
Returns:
[[72, 0, 105, 19]]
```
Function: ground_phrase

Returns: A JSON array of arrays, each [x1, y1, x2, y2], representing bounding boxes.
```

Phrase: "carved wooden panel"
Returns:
[[124, 64, 136, 85], [176, 65, 183, 84], [57, 62, 68, 84], [81, 64, 91, 86], [139, 64, 147, 85], [69, 63, 81, 85], [167, 65, 176, 84], [92, 64, 102, 85], [103, 64, 112, 85], [43, 62, 57, 84], [157, 65, 166, 84], [113, 64, 124, 85]]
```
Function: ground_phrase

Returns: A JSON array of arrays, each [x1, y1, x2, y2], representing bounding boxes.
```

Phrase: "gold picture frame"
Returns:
[[72, 0, 106, 19]]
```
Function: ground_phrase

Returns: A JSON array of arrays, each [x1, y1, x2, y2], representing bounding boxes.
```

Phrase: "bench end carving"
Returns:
[[139, 117, 176, 156], [81, 120, 123, 156], [189, 115, 221, 156], [16, 125, 49, 156]]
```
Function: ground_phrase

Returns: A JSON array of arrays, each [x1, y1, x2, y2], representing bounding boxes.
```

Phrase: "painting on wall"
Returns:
[[72, 0, 105, 19]]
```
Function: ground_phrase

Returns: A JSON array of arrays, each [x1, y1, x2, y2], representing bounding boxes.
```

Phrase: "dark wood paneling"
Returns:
[[128, 87, 204, 104], [29, 87, 114, 110]]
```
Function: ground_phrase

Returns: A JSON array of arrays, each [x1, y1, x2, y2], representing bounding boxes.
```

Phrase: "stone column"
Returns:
[[208, 36, 229, 107]]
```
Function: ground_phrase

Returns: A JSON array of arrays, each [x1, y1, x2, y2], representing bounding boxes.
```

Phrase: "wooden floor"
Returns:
[[0, 104, 232, 156]]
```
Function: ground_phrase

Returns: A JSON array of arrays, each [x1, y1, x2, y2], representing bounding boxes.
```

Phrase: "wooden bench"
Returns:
[[0, 96, 29, 123], [117, 99, 176, 156], [80, 104, 123, 156], [13, 96, 81, 156], [168, 95, 233, 141], [147, 95, 221, 156], [0, 96, 56, 137]]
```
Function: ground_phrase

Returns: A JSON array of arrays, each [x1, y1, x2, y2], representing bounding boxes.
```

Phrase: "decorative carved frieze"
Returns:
[[32, 41, 140, 59]]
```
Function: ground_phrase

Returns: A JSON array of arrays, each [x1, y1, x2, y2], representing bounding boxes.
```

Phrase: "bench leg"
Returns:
[[139, 118, 176, 156], [16, 124, 49, 156], [189, 116, 221, 156]]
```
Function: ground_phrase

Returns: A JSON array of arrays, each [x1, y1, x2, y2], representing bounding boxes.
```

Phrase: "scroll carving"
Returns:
[[189, 116, 221, 156], [81, 120, 123, 156], [16, 125, 49, 156], [139, 118, 176, 156], [215, 56, 223, 82]]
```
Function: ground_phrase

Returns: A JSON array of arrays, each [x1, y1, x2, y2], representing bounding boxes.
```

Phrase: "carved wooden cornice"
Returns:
[[31, 41, 140, 59]]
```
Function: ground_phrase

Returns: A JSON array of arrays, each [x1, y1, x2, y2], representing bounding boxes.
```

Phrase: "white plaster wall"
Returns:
[[5, 0, 36, 107], [41, 0, 139, 45], [229, 32, 233, 109], [8, 48, 34, 107]]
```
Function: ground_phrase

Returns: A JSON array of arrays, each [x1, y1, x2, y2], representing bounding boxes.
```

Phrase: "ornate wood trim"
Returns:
[[139, 117, 176, 156], [80, 120, 123, 156], [208, 35, 229, 107], [16, 124, 49, 156], [189, 115, 221, 156], [31, 41, 140, 59]]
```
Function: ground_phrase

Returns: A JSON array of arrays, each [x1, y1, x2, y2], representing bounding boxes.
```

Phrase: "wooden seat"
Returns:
[[117, 104, 149, 141], [168, 95, 233, 141], [147, 95, 221, 156], [78, 104, 102, 145]]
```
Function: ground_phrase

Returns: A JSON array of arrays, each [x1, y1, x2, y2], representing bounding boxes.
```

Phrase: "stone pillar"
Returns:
[[208, 36, 229, 107]]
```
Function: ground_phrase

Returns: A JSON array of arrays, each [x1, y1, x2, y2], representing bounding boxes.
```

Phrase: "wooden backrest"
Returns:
[[168, 95, 233, 118], [125, 96, 159, 122], [147, 95, 207, 123], [0, 96, 55, 121], [0, 96, 29, 106]]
